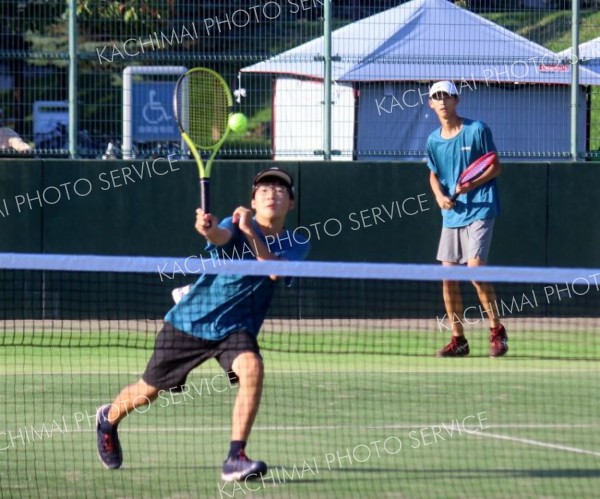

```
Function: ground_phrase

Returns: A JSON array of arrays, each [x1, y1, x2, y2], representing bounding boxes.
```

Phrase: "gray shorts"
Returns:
[[436, 218, 495, 264]]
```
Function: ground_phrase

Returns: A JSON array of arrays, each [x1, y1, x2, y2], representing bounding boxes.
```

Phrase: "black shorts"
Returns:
[[142, 322, 261, 392]]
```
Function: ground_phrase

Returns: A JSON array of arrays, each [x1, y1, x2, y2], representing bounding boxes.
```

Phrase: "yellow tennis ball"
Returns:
[[228, 113, 248, 133]]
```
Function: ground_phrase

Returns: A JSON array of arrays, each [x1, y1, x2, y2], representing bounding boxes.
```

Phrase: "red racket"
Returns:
[[450, 151, 497, 201]]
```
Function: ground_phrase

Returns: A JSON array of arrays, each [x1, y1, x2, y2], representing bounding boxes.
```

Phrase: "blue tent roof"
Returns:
[[242, 0, 599, 85]]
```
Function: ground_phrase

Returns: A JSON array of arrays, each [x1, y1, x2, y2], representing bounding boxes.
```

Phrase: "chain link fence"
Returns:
[[0, 0, 599, 160]]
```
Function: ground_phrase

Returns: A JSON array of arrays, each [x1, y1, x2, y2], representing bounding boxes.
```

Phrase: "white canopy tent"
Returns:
[[242, 0, 600, 160], [271, 78, 355, 161], [558, 37, 600, 74]]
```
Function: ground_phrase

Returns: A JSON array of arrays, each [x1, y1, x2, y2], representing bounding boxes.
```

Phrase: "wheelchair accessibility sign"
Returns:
[[132, 82, 178, 141]]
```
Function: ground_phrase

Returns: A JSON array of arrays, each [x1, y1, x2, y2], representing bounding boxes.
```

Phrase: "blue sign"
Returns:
[[131, 81, 178, 141]]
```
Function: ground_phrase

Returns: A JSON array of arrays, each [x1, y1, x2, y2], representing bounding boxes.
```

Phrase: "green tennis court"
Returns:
[[2, 322, 599, 499], [2, 2, 600, 498]]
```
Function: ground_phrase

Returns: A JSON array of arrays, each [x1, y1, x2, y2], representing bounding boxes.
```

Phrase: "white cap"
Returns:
[[429, 81, 458, 98]]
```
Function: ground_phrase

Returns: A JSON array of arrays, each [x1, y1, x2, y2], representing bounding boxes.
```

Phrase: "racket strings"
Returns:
[[460, 152, 497, 183], [179, 73, 229, 148]]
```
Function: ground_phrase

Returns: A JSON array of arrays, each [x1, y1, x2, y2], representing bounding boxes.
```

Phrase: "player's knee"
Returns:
[[468, 257, 486, 267], [443, 280, 460, 293], [471, 280, 490, 294], [232, 353, 264, 384], [137, 379, 161, 402]]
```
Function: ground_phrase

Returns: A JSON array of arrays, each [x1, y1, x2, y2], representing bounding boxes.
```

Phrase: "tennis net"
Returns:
[[1, 253, 599, 499]]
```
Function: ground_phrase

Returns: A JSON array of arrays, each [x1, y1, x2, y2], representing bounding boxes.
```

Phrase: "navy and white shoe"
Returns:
[[96, 404, 123, 469], [221, 450, 267, 482]]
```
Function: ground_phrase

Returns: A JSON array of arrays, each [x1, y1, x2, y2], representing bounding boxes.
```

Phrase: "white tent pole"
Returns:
[[570, 0, 581, 161], [322, 0, 333, 160]]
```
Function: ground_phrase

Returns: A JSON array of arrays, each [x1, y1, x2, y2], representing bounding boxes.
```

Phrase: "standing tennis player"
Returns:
[[426, 81, 507, 358], [96, 167, 310, 481]]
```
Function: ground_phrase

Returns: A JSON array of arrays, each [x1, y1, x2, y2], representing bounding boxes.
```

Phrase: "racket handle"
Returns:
[[200, 179, 211, 228], [450, 192, 459, 202]]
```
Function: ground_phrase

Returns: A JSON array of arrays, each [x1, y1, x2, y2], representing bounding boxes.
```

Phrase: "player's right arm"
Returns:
[[429, 171, 455, 210], [195, 208, 232, 246]]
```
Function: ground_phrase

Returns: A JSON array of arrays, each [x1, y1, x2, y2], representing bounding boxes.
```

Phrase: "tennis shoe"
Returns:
[[221, 450, 267, 482], [490, 324, 508, 358], [96, 404, 123, 469], [436, 336, 470, 357]]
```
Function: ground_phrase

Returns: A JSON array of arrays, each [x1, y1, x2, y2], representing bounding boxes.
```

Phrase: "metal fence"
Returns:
[[0, 0, 599, 160]]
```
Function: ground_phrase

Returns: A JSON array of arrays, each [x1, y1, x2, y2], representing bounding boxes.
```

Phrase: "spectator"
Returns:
[[0, 126, 32, 152]]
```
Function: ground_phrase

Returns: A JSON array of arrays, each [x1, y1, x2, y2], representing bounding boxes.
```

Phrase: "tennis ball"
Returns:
[[228, 113, 248, 133]]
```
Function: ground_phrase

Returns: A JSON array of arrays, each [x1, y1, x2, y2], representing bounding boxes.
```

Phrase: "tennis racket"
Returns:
[[450, 151, 497, 202], [173, 67, 233, 226]]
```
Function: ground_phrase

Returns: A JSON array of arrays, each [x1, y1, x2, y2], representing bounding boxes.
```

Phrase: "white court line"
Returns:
[[265, 369, 600, 374], [66, 423, 599, 433], [4, 368, 600, 375], [471, 430, 600, 457]]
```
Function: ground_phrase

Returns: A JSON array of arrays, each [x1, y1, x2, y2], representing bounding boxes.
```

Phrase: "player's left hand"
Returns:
[[232, 206, 253, 234], [436, 195, 455, 210]]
